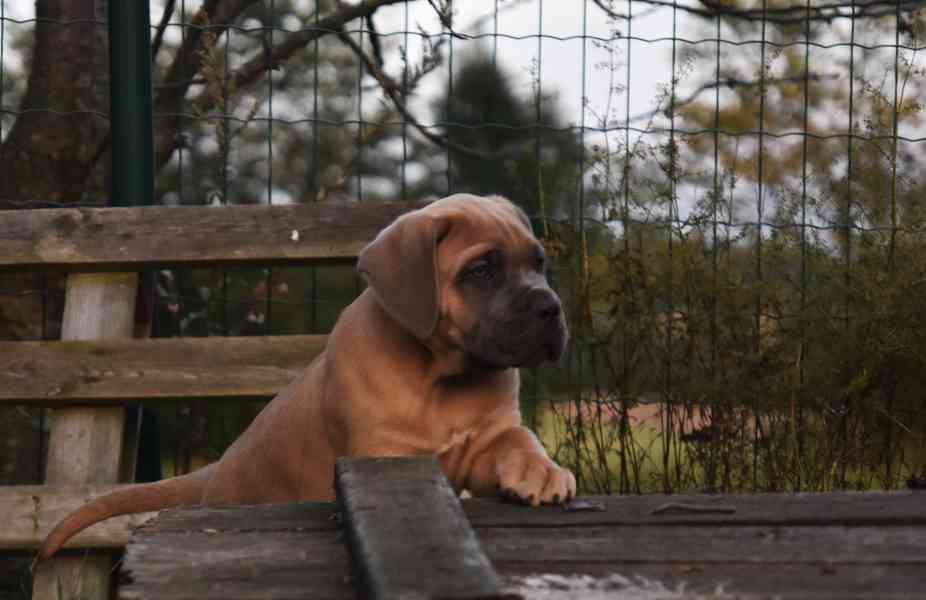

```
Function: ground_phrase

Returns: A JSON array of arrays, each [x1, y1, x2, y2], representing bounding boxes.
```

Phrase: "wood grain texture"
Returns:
[[107, 487, 925, 599], [467, 492, 926, 599], [0, 484, 155, 549], [136, 502, 340, 534], [0, 202, 424, 271], [335, 456, 512, 600], [33, 273, 137, 600], [462, 491, 926, 527], [0, 334, 327, 404], [119, 503, 354, 600], [500, 564, 926, 600], [477, 523, 926, 564]]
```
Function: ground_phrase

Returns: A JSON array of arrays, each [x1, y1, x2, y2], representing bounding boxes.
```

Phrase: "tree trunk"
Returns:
[[0, 0, 111, 489], [0, 0, 111, 205]]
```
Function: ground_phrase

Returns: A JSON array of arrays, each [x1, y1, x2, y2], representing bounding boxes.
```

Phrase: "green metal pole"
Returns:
[[108, 1, 157, 486], [109, 1, 154, 207]]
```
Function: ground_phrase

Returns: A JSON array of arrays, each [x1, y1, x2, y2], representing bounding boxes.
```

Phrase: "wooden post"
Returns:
[[32, 273, 138, 600], [335, 456, 510, 600]]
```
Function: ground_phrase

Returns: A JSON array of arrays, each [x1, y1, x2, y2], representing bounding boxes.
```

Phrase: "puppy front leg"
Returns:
[[467, 426, 576, 507]]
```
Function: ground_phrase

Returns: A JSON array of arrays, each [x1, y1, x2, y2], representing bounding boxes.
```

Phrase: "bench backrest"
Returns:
[[0, 202, 418, 574], [0, 202, 419, 405]]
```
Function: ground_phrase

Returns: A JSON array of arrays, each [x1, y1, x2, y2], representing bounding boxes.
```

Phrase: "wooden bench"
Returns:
[[121, 456, 926, 600], [122, 457, 509, 600], [0, 201, 420, 600]]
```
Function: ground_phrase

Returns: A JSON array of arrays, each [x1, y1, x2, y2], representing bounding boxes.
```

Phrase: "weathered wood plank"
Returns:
[[139, 502, 340, 534], [476, 523, 926, 564], [499, 563, 926, 599], [119, 504, 354, 600], [463, 492, 926, 528], [110, 490, 926, 600], [0, 484, 155, 549], [0, 334, 326, 404], [122, 571, 354, 600], [335, 456, 509, 600], [32, 273, 137, 600], [0, 202, 423, 271]]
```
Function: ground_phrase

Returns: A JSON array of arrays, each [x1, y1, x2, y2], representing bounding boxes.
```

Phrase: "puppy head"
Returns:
[[358, 193, 568, 369]]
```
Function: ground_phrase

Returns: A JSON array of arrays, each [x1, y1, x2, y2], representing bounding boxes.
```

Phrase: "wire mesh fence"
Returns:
[[1, 0, 926, 502]]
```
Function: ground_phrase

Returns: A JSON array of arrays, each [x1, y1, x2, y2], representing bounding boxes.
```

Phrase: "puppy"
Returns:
[[40, 193, 575, 558]]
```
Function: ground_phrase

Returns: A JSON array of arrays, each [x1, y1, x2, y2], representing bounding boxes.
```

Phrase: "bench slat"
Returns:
[[7, 487, 924, 552], [120, 503, 350, 600], [0, 335, 325, 404], [463, 490, 926, 527], [0, 485, 155, 550], [0, 202, 421, 271]]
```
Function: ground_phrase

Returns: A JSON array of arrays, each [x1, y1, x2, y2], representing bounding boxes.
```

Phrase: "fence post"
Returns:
[[109, 0, 154, 207], [30, 275, 138, 600], [31, 3, 153, 599]]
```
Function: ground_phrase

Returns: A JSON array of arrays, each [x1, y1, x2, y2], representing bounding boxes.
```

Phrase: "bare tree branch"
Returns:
[[152, 0, 178, 62], [153, 0, 262, 171], [335, 23, 538, 162], [631, 73, 839, 123], [165, 0, 410, 171], [335, 27, 488, 160], [366, 14, 385, 68], [593, 0, 629, 20], [427, 0, 470, 39], [594, 0, 926, 24]]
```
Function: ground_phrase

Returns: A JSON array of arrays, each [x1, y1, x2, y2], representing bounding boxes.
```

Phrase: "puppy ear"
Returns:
[[487, 194, 533, 234], [357, 211, 448, 340], [511, 202, 534, 233]]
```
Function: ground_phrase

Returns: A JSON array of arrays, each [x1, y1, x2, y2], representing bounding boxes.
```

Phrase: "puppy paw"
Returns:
[[496, 450, 576, 507]]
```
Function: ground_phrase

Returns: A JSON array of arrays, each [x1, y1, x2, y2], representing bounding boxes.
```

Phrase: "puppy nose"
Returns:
[[532, 292, 561, 322]]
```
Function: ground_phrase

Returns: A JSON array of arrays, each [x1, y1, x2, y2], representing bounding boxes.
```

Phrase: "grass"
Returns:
[[534, 398, 925, 495]]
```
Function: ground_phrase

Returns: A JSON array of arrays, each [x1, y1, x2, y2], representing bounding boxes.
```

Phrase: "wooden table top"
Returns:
[[119, 458, 926, 600]]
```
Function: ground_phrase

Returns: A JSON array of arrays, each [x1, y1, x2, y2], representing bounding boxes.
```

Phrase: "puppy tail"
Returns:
[[38, 463, 216, 560]]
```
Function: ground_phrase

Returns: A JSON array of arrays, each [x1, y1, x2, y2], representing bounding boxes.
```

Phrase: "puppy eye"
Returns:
[[466, 261, 493, 280]]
